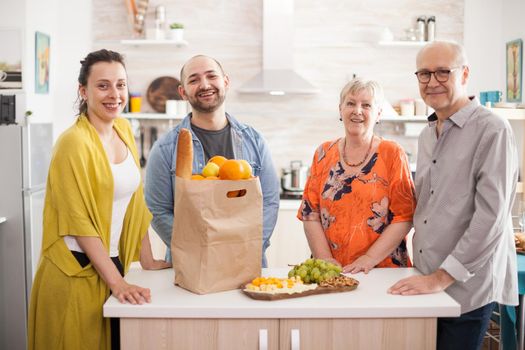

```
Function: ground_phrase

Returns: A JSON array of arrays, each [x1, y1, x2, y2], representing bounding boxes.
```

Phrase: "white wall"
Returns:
[[24, 0, 59, 124], [52, 0, 93, 137], [1, 0, 91, 139], [464, 0, 503, 97], [502, 0, 525, 102]]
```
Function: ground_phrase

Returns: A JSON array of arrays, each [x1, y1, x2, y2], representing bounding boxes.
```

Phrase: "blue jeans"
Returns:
[[437, 302, 496, 350]]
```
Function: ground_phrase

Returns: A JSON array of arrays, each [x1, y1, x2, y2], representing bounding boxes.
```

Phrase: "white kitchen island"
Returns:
[[104, 266, 460, 350]]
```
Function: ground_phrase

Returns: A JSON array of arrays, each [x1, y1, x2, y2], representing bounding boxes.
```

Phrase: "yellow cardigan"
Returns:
[[28, 115, 152, 350]]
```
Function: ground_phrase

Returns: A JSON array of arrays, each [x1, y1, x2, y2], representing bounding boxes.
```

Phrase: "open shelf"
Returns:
[[123, 113, 184, 120], [95, 39, 189, 48], [120, 39, 188, 47], [489, 108, 525, 120], [380, 115, 428, 122], [377, 41, 428, 47]]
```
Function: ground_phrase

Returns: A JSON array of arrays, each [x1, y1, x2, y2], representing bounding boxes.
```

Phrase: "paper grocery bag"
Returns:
[[171, 176, 263, 294]]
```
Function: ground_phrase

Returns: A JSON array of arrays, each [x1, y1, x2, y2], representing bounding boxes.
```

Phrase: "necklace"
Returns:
[[342, 135, 374, 167]]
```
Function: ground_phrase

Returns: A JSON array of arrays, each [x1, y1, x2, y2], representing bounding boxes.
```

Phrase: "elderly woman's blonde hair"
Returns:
[[339, 77, 385, 108]]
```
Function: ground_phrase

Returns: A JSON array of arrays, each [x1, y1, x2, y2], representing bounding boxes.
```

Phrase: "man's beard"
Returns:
[[187, 88, 226, 113]]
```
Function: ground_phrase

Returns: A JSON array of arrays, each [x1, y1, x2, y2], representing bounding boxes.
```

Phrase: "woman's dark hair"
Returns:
[[77, 49, 126, 116]]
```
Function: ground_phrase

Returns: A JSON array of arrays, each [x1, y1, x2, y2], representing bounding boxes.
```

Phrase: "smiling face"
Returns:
[[178, 56, 229, 114], [339, 88, 381, 139], [78, 61, 128, 122], [416, 42, 470, 118]]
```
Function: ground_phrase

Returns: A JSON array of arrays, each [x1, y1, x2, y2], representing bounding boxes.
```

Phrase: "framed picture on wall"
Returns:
[[506, 38, 523, 102], [35, 31, 50, 94]]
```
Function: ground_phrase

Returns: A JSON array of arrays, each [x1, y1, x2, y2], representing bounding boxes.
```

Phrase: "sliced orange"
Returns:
[[191, 174, 205, 180]]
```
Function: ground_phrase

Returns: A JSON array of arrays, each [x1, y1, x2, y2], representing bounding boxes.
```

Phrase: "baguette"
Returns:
[[176, 128, 193, 179]]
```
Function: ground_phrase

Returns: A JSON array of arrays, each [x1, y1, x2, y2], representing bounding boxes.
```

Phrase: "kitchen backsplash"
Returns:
[[93, 0, 464, 171]]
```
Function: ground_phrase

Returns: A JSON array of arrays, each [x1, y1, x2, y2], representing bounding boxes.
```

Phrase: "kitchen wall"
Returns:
[[0, 0, 91, 139], [92, 0, 464, 171]]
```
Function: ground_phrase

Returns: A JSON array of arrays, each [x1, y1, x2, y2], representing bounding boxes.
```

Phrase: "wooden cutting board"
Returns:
[[241, 284, 358, 301]]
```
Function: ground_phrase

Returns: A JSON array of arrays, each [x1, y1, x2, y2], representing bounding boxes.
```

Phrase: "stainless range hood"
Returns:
[[238, 0, 319, 95]]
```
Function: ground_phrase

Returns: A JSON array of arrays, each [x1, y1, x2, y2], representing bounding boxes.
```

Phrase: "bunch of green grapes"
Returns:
[[288, 258, 342, 284]]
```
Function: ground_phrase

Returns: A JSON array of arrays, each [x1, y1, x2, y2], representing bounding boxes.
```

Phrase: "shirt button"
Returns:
[[424, 220, 427, 224], [419, 249, 422, 253], [431, 190, 434, 195], [432, 160, 436, 164]]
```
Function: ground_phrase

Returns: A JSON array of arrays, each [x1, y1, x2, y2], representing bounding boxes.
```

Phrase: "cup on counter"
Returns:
[[176, 100, 188, 116], [399, 99, 415, 117], [414, 99, 427, 116], [129, 93, 142, 113], [165, 99, 177, 116]]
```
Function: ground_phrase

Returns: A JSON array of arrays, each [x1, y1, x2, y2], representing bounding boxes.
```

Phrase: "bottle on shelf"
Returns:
[[426, 16, 436, 41], [416, 16, 426, 42]]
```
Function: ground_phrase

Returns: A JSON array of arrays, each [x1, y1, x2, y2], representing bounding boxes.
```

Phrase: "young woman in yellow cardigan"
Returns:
[[28, 49, 170, 350]]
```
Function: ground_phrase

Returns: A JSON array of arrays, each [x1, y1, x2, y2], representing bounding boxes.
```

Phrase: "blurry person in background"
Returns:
[[389, 41, 519, 350], [298, 77, 415, 274], [28, 49, 170, 350]]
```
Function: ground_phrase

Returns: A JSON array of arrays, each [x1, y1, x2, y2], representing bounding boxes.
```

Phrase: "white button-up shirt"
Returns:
[[413, 98, 519, 313]]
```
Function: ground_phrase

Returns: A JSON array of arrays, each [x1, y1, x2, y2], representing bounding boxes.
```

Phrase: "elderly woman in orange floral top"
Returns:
[[298, 77, 416, 274]]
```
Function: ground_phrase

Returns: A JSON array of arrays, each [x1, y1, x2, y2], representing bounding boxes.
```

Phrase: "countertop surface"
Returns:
[[104, 267, 460, 319]]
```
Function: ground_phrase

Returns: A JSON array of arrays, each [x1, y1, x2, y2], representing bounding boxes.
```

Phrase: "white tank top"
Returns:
[[64, 149, 141, 257]]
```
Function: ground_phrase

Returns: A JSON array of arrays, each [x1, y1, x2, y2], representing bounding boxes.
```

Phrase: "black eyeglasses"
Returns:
[[414, 67, 463, 83]]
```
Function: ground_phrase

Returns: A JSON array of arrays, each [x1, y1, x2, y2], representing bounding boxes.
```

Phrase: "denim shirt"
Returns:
[[145, 113, 280, 267]]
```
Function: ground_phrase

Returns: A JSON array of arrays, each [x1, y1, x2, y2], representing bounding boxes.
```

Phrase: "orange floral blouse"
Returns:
[[297, 138, 416, 267]]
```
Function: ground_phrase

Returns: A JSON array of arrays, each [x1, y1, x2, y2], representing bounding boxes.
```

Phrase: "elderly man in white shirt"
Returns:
[[388, 41, 519, 350]]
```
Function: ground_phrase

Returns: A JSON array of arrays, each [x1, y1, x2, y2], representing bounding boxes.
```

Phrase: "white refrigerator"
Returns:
[[0, 121, 52, 349]]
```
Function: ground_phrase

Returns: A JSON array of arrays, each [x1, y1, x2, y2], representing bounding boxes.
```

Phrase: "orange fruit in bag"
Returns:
[[218, 160, 244, 180]]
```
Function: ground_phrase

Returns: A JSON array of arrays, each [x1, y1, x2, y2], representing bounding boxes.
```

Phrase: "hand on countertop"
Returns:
[[387, 269, 455, 295], [343, 254, 377, 274], [111, 279, 151, 305]]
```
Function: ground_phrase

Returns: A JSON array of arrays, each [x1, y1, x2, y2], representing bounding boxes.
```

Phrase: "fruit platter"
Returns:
[[242, 259, 359, 301]]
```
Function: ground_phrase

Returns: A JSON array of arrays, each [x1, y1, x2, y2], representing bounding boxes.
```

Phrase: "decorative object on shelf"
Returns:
[[506, 39, 523, 102], [129, 92, 142, 113], [169, 22, 184, 41], [125, 0, 149, 38], [146, 76, 181, 113], [479, 91, 502, 107], [154, 5, 166, 40], [35, 31, 50, 94]]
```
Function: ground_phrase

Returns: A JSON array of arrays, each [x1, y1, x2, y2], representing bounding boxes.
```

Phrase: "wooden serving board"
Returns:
[[241, 284, 358, 301]]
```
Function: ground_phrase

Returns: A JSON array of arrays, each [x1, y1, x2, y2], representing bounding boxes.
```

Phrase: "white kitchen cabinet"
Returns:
[[279, 318, 436, 350], [121, 319, 279, 350], [266, 200, 311, 268]]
